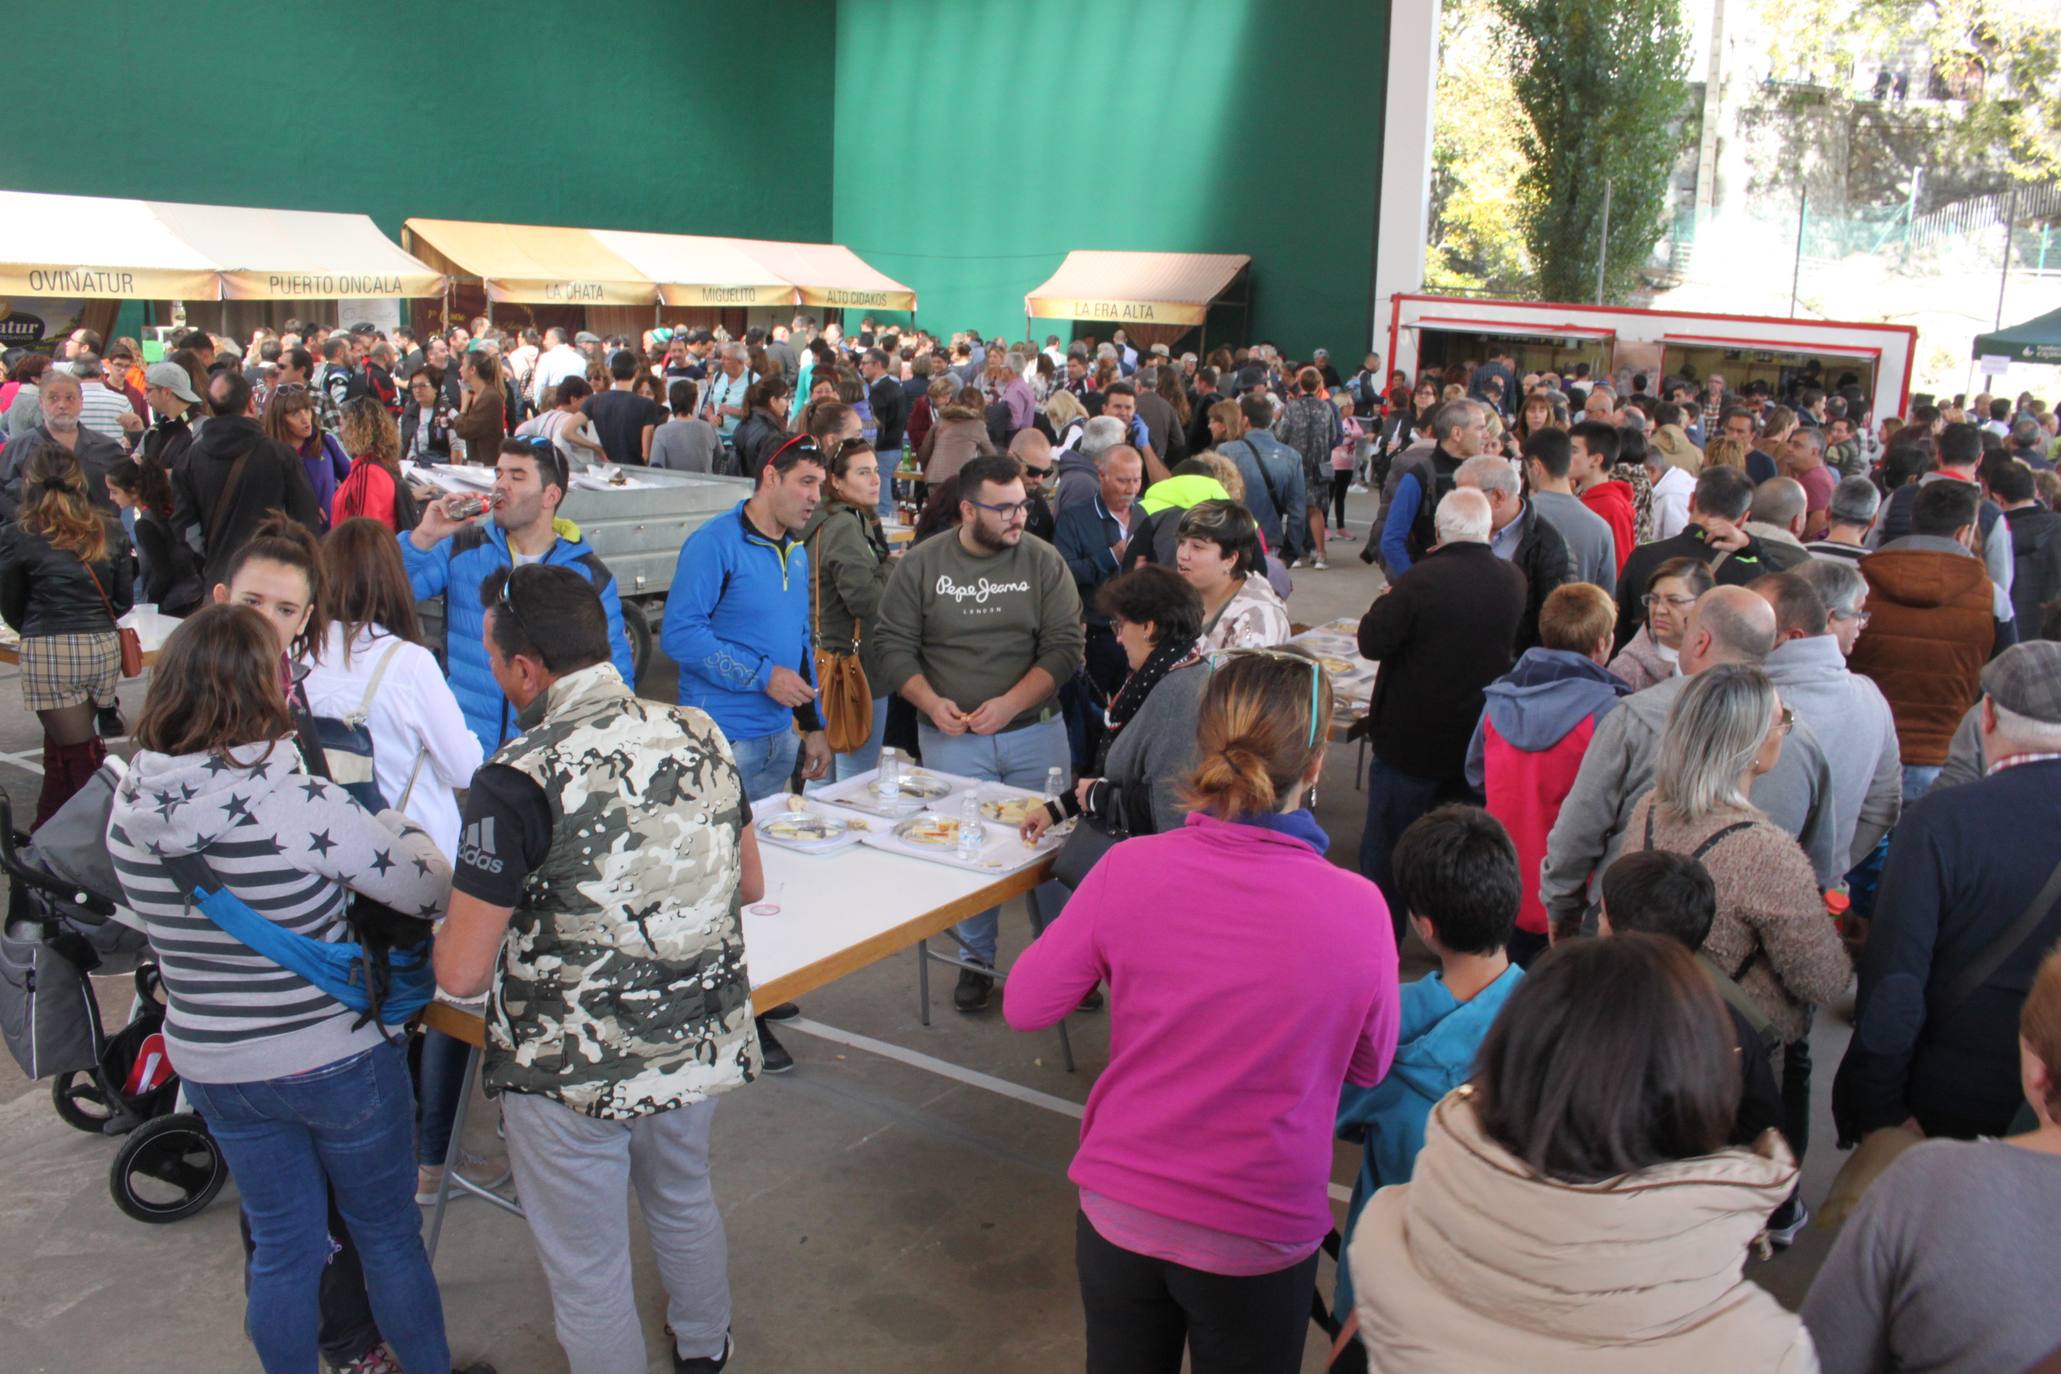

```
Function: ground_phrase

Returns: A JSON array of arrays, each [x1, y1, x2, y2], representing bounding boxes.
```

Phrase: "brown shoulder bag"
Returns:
[[810, 521, 875, 753]]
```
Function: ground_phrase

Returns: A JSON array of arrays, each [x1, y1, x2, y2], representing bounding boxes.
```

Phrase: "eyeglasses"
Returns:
[[1021, 465, 1052, 480], [965, 498, 1031, 519], [1832, 608, 1871, 628]]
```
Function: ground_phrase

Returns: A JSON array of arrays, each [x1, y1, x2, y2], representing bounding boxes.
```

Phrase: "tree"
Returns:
[[1491, 0, 1695, 302], [1426, 4, 1535, 294], [1774, 0, 2061, 183]]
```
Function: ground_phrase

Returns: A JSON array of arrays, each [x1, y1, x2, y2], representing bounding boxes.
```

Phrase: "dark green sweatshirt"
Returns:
[[872, 529, 1084, 729]]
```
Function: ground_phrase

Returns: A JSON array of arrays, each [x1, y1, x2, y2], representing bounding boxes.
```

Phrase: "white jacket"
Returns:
[[301, 623, 483, 859]]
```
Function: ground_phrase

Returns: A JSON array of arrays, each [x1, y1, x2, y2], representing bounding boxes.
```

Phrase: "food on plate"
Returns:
[[871, 771, 949, 800], [979, 796, 1040, 825], [759, 812, 847, 843], [894, 815, 962, 848], [1316, 655, 1357, 676]]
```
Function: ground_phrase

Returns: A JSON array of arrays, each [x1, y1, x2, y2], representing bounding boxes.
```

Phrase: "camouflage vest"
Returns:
[[483, 663, 760, 1118]]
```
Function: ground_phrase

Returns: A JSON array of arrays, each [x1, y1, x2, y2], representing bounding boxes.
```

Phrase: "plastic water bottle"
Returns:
[[956, 795, 984, 861], [1045, 766, 1065, 801], [877, 747, 901, 801]]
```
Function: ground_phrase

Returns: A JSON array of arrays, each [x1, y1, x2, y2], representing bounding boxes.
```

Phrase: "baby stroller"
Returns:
[[0, 763, 226, 1224]]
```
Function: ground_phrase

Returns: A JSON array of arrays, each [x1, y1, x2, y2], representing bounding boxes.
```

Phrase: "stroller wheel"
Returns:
[[110, 1112, 226, 1224], [51, 1070, 116, 1133]]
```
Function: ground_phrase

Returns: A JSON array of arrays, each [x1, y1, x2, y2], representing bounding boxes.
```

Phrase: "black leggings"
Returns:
[[1076, 1210, 1317, 1374], [1330, 471, 1352, 529]]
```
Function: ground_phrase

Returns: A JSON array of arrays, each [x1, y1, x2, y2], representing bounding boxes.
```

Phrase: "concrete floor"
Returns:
[[0, 490, 1849, 1372]]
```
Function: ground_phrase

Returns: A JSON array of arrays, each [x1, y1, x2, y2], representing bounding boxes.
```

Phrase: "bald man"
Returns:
[[1541, 584, 1842, 939]]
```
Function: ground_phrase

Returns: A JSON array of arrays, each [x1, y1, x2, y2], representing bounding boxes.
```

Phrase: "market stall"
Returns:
[[401, 217, 917, 338], [0, 191, 445, 345], [1025, 249, 1251, 352]]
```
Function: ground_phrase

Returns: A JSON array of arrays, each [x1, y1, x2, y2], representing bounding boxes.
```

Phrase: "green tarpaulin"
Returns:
[[1973, 306, 2061, 364]]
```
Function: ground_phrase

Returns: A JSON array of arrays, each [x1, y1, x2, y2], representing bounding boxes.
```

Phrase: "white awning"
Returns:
[[1025, 251, 1249, 326], [0, 191, 444, 299]]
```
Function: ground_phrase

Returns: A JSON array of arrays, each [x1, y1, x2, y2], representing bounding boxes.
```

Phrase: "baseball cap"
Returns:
[[1149, 343, 1171, 357], [1980, 641, 2061, 726], [144, 361, 200, 404], [574, 330, 600, 345]]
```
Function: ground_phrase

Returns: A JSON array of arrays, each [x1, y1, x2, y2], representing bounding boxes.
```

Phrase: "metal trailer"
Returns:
[[412, 464, 751, 683], [559, 469, 753, 678]]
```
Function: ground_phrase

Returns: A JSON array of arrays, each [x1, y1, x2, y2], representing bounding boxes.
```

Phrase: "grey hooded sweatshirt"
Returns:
[[1764, 633, 1901, 867], [1540, 671, 1841, 933], [108, 744, 451, 1084]]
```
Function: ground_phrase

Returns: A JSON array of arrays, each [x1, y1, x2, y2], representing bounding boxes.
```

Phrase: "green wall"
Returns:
[[830, 0, 1389, 357], [6, 1, 835, 243]]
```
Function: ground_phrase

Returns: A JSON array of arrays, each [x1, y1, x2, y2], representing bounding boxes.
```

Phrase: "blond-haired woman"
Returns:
[[0, 442, 133, 823], [1007, 650, 1399, 1374], [1626, 661, 1850, 1242], [331, 397, 420, 533]]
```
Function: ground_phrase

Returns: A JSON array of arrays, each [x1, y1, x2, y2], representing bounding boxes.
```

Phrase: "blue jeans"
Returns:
[[876, 447, 904, 518], [1902, 763, 1942, 804], [1358, 756, 1453, 941], [185, 1042, 450, 1374], [813, 696, 889, 787], [918, 714, 1069, 964], [732, 728, 801, 803]]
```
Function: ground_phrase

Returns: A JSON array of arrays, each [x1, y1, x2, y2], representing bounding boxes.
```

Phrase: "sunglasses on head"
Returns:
[[495, 565, 539, 650], [1203, 647, 1328, 749], [512, 434, 568, 488]]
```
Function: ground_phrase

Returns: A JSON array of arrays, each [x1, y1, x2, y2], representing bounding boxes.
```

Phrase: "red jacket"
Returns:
[[1482, 716, 1595, 935], [1466, 649, 1631, 935], [1580, 479, 1637, 575]]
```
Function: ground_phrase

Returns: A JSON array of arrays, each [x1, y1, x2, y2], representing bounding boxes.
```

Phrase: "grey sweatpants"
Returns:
[[500, 1092, 730, 1373]]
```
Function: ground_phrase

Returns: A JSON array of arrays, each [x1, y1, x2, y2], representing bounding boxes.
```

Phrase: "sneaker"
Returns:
[[333, 1348, 400, 1374], [1310, 558, 1329, 570], [757, 1017, 795, 1073], [760, 1001, 801, 1021], [1333, 529, 1357, 541], [415, 1152, 513, 1204], [1076, 986, 1105, 1013], [673, 1332, 733, 1373], [954, 964, 995, 1013], [1766, 1197, 1809, 1249], [95, 704, 125, 738]]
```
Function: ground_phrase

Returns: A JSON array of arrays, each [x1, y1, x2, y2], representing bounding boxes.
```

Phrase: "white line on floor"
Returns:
[[0, 749, 42, 776], [780, 1016, 1355, 1204]]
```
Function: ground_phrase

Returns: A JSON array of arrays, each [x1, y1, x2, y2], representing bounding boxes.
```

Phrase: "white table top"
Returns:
[[743, 836, 1040, 1002]]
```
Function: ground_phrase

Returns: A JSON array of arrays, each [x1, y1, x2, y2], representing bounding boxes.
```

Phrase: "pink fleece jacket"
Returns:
[[1005, 812, 1400, 1245]]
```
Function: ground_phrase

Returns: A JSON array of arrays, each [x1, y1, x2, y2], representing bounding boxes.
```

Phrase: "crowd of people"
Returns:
[[3, 309, 2061, 1374]]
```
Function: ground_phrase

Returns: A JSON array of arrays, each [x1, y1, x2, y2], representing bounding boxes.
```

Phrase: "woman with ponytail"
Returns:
[[1005, 650, 1401, 1373], [106, 452, 202, 614], [0, 442, 134, 824]]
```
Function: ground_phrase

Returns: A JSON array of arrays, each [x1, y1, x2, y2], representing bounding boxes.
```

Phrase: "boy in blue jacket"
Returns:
[[1334, 805, 1523, 1320]]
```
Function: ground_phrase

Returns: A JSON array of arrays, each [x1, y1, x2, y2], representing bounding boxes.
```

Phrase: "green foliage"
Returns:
[[1490, 0, 1694, 302], [1762, 0, 2061, 182], [1426, 5, 1535, 294]]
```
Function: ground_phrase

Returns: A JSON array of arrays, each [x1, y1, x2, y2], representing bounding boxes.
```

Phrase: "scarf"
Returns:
[[1104, 636, 1203, 736]]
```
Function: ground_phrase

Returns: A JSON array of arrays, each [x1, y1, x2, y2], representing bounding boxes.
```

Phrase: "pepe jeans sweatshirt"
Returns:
[[872, 528, 1084, 730]]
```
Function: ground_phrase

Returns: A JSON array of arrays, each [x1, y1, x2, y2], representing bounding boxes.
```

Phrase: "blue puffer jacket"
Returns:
[[398, 521, 635, 754]]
